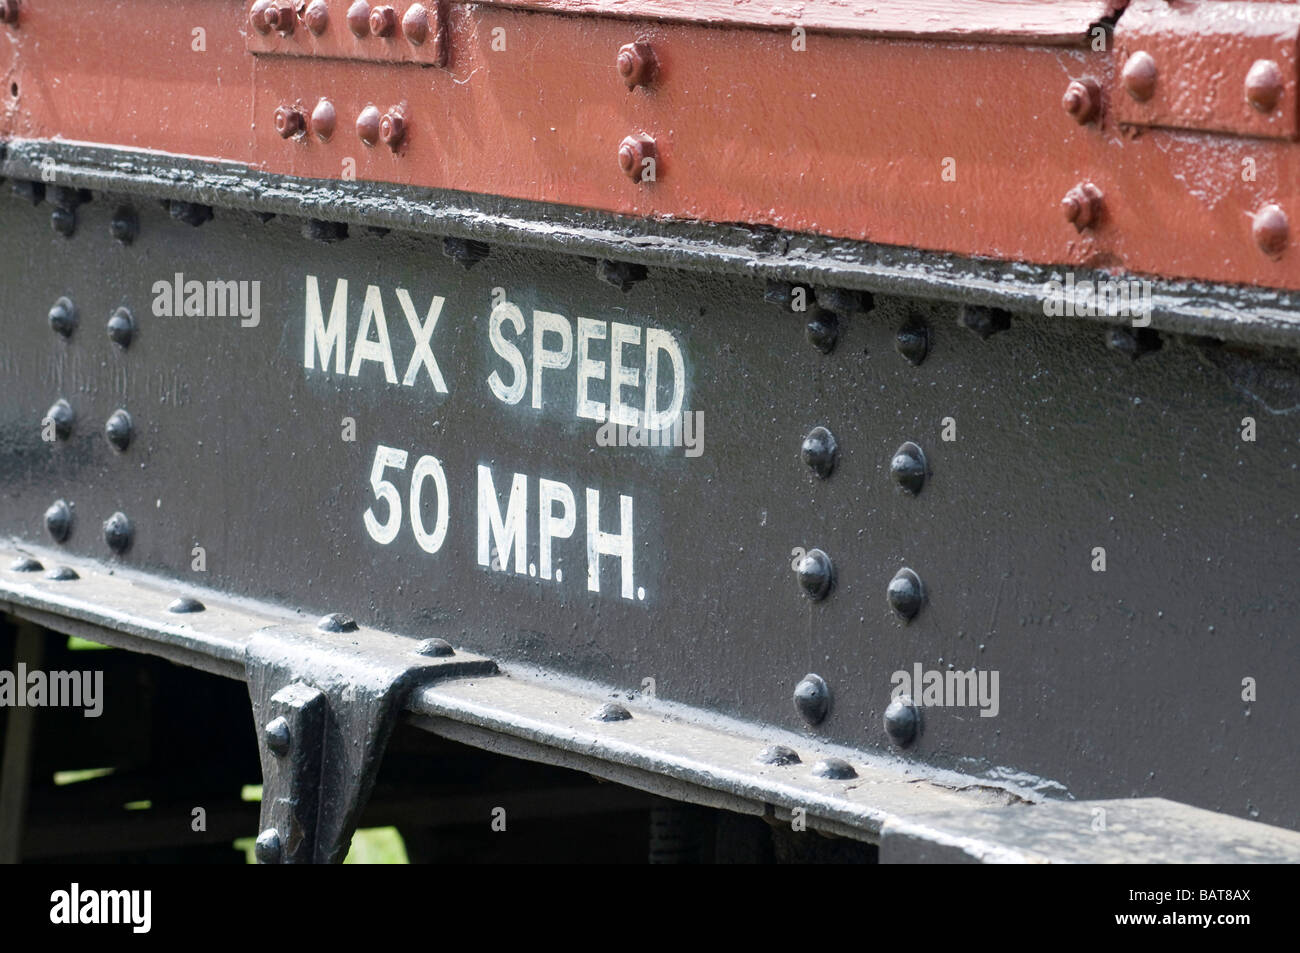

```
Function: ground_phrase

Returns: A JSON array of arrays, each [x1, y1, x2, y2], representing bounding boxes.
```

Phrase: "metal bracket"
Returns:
[[245, 621, 497, 864]]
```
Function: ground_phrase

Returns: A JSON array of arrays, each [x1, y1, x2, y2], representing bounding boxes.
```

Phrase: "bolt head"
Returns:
[[795, 548, 833, 601], [249, 0, 272, 33], [0, 0, 19, 26], [890, 441, 926, 495], [369, 4, 397, 36], [379, 108, 406, 149], [266, 0, 295, 34], [303, 0, 329, 35], [103, 512, 133, 554], [1062, 78, 1100, 124], [356, 105, 381, 145], [1122, 51, 1158, 102], [1252, 203, 1289, 256], [884, 695, 919, 746], [887, 567, 924, 620], [1245, 59, 1283, 114], [347, 0, 371, 35], [1061, 182, 1102, 232], [402, 3, 429, 43], [44, 500, 72, 543], [264, 716, 292, 755], [310, 99, 337, 141], [274, 105, 305, 139], [254, 829, 283, 864], [616, 41, 656, 88], [800, 426, 837, 479], [617, 134, 656, 182], [793, 674, 830, 725]]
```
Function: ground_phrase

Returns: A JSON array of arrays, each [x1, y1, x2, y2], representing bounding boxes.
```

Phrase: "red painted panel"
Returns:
[[4, 1, 1299, 291]]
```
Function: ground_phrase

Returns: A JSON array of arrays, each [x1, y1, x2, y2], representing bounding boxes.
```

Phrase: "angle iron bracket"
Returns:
[[245, 623, 497, 864]]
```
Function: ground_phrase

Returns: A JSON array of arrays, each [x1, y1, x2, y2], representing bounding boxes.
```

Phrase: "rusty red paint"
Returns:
[[3, 0, 1298, 288], [1114, 0, 1299, 140]]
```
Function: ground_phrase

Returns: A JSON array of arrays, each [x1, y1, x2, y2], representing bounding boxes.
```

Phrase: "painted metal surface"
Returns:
[[1, 191, 1297, 834], [0, 1, 1297, 291]]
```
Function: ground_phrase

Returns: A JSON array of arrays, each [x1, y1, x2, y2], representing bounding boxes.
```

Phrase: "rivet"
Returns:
[[415, 637, 454, 657], [310, 99, 337, 141], [895, 318, 928, 366], [1252, 203, 1289, 256], [0, 0, 20, 26], [616, 41, 656, 89], [379, 105, 407, 150], [48, 296, 77, 337], [318, 612, 359, 632], [805, 307, 838, 354], [811, 757, 857, 780], [274, 104, 306, 139], [756, 745, 801, 766], [800, 426, 837, 479], [958, 303, 1012, 339], [248, 0, 272, 33], [109, 207, 138, 245], [442, 237, 490, 269], [402, 3, 429, 43], [10, 556, 43, 572], [347, 1, 371, 36], [167, 597, 205, 614], [303, 0, 329, 35], [103, 512, 133, 554], [884, 695, 919, 746], [44, 399, 74, 440], [1106, 327, 1162, 360], [1245, 60, 1283, 114], [369, 4, 397, 36], [168, 201, 213, 227], [264, 0, 295, 34], [1122, 50, 1158, 102], [816, 287, 873, 315], [1061, 181, 1103, 232], [46, 566, 79, 581], [617, 134, 657, 183], [264, 716, 292, 756], [793, 674, 830, 725], [302, 220, 348, 243], [107, 307, 134, 348], [356, 104, 382, 145], [254, 829, 283, 864], [887, 567, 924, 620], [590, 702, 632, 722], [1061, 78, 1100, 124], [45, 500, 72, 543], [105, 409, 133, 452], [51, 206, 76, 238], [595, 259, 648, 292], [890, 441, 926, 495], [794, 548, 833, 601]]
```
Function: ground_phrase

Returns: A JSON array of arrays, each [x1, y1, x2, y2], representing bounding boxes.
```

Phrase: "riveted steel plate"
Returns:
[[1, 190, 1298, 831]]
